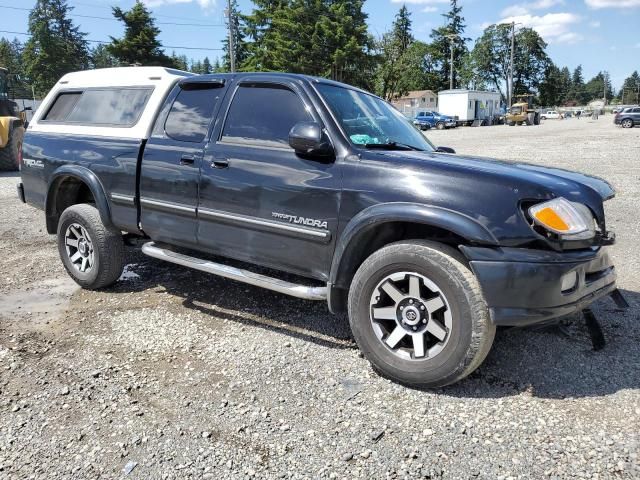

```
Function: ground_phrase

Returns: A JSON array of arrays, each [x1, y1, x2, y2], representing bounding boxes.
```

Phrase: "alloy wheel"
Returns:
[[369, 271, 452, 361], [64, 223, 95, 273]]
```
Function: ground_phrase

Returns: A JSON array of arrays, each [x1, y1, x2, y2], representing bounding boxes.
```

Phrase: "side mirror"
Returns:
[[288, 121, 334, 158], [435, 146, 456, 154]]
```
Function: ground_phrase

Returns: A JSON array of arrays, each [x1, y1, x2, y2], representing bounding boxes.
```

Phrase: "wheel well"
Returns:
[[329, 221, 469, 313], [46, 176, 95, 233]]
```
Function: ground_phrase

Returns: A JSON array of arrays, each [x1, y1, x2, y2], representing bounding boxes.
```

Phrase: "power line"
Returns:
[[0, 4, 224, 27], [0, 29, 223, 51]]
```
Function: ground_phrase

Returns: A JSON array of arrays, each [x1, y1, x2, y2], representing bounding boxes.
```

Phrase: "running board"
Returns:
[[141, 242, 327, 301]]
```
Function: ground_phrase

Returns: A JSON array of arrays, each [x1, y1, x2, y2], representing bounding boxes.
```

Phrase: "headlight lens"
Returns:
[[528, 197, 595, 239]]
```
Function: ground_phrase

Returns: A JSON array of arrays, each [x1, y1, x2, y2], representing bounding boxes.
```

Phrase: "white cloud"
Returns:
[[501, 0, 564, 17], [422, 6, 439, 12], [498, 12, 583, 44], [142, 0, 216, 12], [589, 20, 601, 27], [585, 0, 640, 8]]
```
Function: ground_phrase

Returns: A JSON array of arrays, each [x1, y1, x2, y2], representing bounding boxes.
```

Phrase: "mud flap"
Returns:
[[582, 308, 605, 351], [610, 289, 630, 309]]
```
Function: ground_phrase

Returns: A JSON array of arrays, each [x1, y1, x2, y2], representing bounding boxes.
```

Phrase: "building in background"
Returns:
[[438, 89, 501, 125], [391, 90, 438, 118]]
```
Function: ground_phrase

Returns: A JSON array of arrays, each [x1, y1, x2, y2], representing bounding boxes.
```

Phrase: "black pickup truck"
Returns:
[[17, 67, 619, 387]]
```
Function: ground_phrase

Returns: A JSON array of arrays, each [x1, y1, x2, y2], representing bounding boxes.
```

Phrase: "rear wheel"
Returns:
[[622, 119, 634, 128], [57, 204, 124, 289], [0, 125, 24, 172], [347, 241, 495, 388]]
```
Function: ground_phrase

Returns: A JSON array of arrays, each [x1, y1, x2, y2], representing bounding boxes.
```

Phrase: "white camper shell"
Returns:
[[437, 89, 502, 126], [30, 67, 193, 140]]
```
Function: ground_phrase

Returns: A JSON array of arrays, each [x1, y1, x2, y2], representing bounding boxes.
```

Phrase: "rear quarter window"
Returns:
[[42, 87, 153, 126]]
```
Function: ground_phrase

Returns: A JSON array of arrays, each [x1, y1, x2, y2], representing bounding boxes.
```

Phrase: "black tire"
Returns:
[[436, 122, 445, 130], [621, 119, 634, 129], [0, 125, 24, 172], [508, 121, 515, 126], [347, 241, 495, 388], [57, 204, 124, 289]]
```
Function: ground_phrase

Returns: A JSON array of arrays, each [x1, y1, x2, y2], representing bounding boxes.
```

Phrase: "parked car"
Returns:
[[413, 111, 457, 130], [540, 110, 561, 120], [614, 106, 640, 128], [18, 67, 620, 388]]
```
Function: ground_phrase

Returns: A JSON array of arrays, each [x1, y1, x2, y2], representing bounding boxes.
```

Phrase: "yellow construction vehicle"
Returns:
[[0, 67, 27, 171], [505, 94, 540, 126]]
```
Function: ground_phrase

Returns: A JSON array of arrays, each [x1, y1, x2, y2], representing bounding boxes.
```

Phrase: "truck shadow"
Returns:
[[112, 249, 640, 399]]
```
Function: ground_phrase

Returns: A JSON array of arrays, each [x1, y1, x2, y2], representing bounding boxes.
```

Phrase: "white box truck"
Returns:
[[438, 90, 502, 126]]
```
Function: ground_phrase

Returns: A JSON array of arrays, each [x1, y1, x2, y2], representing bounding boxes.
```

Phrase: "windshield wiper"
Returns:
[[362, 141, 424, 151]]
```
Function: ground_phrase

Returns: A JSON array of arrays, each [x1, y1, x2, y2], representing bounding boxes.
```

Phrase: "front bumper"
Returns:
[[460, 245, 616, 326]]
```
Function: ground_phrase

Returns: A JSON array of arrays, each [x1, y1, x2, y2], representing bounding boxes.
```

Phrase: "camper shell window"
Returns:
[[42, 87, 153, 127]]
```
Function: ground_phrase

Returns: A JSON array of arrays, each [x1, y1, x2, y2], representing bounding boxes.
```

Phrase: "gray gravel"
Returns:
[[0, 118, 639, 479]]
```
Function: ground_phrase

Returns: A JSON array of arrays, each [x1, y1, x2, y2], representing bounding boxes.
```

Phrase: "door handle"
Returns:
[[212, 158, 229, 169], [180, 154, 195, 165]]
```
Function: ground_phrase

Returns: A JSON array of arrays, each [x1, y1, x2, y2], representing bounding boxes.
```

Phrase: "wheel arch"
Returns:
[[327, 203, 499, 313], [45, 165, 113, 234]]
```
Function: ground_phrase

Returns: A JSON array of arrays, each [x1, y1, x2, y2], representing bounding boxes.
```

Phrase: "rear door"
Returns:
[[196, 79, 341, 280], [140, 80, 225, 247], [633, 107, 640, 124]]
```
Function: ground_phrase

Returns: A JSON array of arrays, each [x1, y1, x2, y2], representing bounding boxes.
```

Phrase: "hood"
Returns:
[[370, 150, 615, 201]]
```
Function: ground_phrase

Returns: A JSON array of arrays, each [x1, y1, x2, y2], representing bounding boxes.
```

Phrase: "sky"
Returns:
[[0, 0, 639, 90]]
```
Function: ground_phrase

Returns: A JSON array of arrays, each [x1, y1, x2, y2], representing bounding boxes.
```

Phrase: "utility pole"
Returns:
[[226, 0, 236, 73], [445, 34, 457, 90], [508, 21, 515, 109]]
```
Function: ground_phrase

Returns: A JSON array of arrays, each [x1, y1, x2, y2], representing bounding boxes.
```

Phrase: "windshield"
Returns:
[[316, 83, 434, 152], [510, 106, 523, 115]]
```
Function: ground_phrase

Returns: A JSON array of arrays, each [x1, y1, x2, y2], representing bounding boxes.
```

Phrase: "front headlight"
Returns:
[[528, 197, 595, 240]]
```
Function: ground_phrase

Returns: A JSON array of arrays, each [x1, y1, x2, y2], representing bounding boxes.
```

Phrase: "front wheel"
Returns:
[[436, 122, 445, 130], [347, 241, 495, 388], [57, 204, 125, 289]]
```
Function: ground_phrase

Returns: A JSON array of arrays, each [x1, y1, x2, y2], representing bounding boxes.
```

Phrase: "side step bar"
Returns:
[[141, 242, 327, 301]]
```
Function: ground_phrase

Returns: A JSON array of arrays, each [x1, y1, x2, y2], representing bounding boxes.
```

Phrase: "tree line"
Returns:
[[0, 0, 638, 106]]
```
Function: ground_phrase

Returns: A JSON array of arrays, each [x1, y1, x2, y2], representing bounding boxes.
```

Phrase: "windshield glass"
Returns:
[[510, 106, 523, 115], [316, 83, 434, 151]]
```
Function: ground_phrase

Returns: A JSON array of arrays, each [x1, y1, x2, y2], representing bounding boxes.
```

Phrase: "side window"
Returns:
[[633, 108, 640, 113], [42, 92, 82, 121], [67, 88, 152, 126], [164, 84, 222, 143], [42, 88, 152, 126], [221, 84, 312, 145]]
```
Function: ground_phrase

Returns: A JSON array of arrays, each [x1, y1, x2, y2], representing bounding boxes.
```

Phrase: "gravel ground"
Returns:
[[0, 118, 638, 479]]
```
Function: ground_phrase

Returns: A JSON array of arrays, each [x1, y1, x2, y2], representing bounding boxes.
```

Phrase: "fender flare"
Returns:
[[329, 202, 498, 289], [45, 165, 113, 234]]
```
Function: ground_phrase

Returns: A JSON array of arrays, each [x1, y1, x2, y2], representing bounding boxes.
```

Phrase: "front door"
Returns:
[[140, 80, 225, 247], [197, 80, 341, 280]]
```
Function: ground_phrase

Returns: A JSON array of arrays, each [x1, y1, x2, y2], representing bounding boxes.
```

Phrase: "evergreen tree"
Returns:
[[108, 1, 170, 67], [202, 57, 212, 74], [567, 65, 586, 104], [583, 71, 613, 103], [90, 44, 119, 69], [539, 64, 563, 107], [0, 38, 23, 78], [22, 0, 89, 96], [169, 52, 189, 71], [375, 6, 416, 100], [242, 0, 373, 89], [429, 0, 469, 90], [223, 0, 249, 71], [559, 66, 572, 104], [619, 71, 640, 104]]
